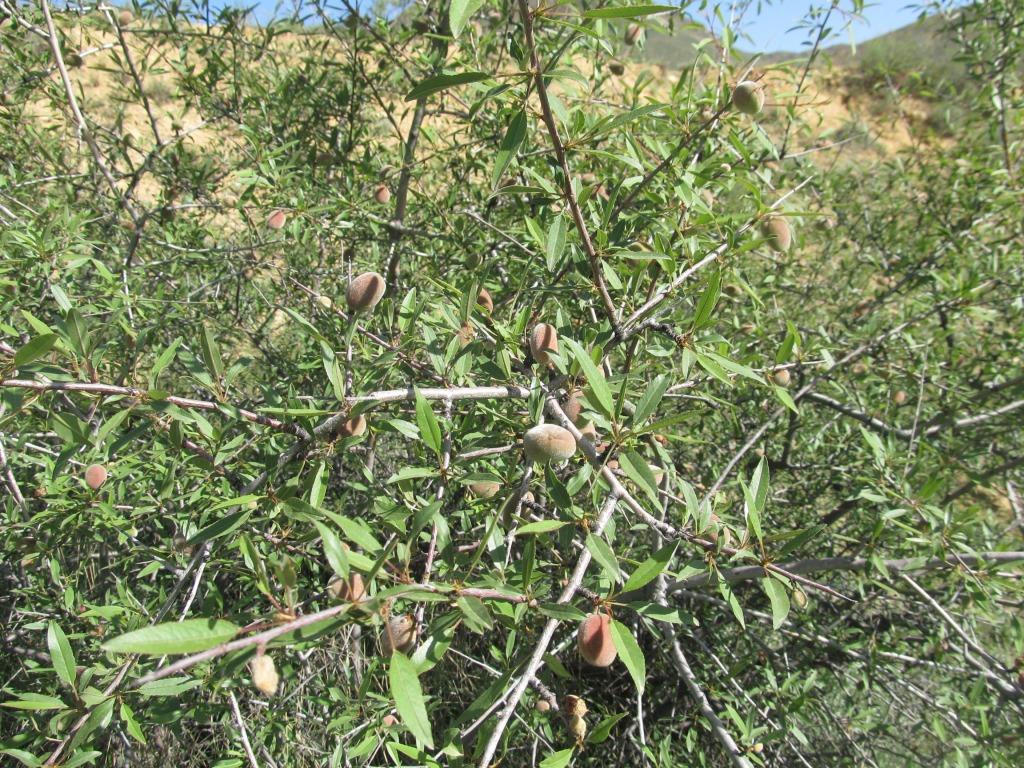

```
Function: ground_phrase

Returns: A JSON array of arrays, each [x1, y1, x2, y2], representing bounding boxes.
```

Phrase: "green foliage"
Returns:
[[0, 1, 1022, 767]]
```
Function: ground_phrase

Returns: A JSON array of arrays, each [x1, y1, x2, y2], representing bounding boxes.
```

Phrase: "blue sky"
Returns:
[[726, 1, 942, 52], [229, 1, 948, 53]]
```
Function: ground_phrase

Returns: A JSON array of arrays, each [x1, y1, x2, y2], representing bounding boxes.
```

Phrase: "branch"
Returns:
[[518, 0, 620, 333], [39, 0, 139, 222], [475, 492, 620, 767], [666, 552, 1024, 593], [804, 392, 1024, 440], [1, 379, 308, 438], [654, 576, 753, 768]]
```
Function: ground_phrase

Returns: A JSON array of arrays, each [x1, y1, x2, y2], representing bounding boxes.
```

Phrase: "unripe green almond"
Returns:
[[251, 653, 279, 696], [84, 463, 108, 490], [329, 572, 366, 602], [346, 271, 386, 313], [732, 80, 765, 115], [267, 209, 287, 230], [579, 421, 599, 443], [338, 414, 367, 438], [524, 424, 576, 463], [578, 612, 617, 667], [468, 481, 501, 499], [792, 588, 807, 609], [562, 695, 587, 716], [477, 288, 494, 314], [563, 391, 583, 424], [529, 323, 558, 367], [649, 463, 666, 487], [456, 321, 476, 348], [568, 714, 587, 742], [761, 216, 792, 253], [383, 614, 417, 655], [624, 23, 642, 46]]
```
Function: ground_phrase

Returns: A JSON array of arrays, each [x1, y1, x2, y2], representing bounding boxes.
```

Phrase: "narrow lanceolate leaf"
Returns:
[[762, 578, 791, 630], [449, 0, 484, 39], [414, 389, 442, 455], [750, 456, 770, 513], [610, 620, 646, 694], [491, 109, 527, 187], [562, 337, 615, 419], [14, 334, 58, 367], [389, 652, 434, 748], [631, 373, 670, 428], [582, 5, 675, 18], [618, 451, 661, 507], [515, 519, 568, 535], [1, 692, 67, 711], [405, 71, 490, 101], [456, 596, 493, 634], [545, 215, 567, 272], [102, 618, 238, 655], [47, 621, 76, 687], [539, 749, 574, 768], [315, 521, 350, 579], [200, 324, 224, 380], [622, 541, 678, 594], [585, 533, 622, 583]]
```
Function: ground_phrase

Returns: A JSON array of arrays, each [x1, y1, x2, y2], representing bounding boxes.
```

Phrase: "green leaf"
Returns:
[[200, 324, 224, 381], [536, 602, 587, 622], [449, 0, 484, 39], [188, 508, 252, 546], [315, 521, 350, 579], [545, 215, 567, 272], [136, 676, 204, 697], [692, 271, 721, 329], [582, 4, 675, 18], [750, 457, 770, 513], [622, 542, 677, 594], [405, 71, 490, 101], [65, 308, 91, 357], [414, 389, 442, 455], [14, 334, 58, 367], [585, 533, 621, 583], [562, 338, 615, 419], [631, 374, 670, 428], [1, 693, 67, 710], [389, 652, 434, 748], [762, 578, 790, 630], [610, 620, 645, 693], [387, 466, 438, 483], [456, 596, 493, 634], [0, 748, 43, 766], [539, 749, 574, 768], [587, 712, 628, 744], [515, 519, 568, 535], [618, 451, 661, 507], [102, 618, 238, 655], [492, 109, 527, 187], [47, 621, 76, 687]]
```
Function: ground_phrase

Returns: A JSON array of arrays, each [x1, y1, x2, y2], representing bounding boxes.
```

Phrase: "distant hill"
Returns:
[[631, 10, 965, 95]]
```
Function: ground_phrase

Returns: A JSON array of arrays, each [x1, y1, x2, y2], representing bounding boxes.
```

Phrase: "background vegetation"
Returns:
[[0, 1, 1021, 767]]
